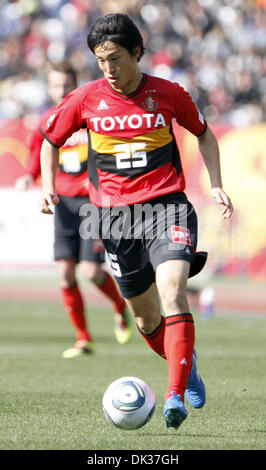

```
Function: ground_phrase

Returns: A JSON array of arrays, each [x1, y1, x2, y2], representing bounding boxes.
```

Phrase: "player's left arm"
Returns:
[[197, 126, 233, 220]]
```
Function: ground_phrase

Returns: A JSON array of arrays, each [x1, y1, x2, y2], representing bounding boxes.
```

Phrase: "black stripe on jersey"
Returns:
[[92, 140, 176, 178], [87, 129, 99, 189], [169, 123, 182, 176], [58, 160, 88, 175]]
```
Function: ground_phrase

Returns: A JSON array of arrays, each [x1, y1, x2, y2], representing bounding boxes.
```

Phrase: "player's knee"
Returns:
[[127, 298, 161, 334], [160, 286, 188, 313], [60, 280, 76, 290], [57, 260, 77, 289], [134, 313, 161, 335], [79, 261, 103, 284]]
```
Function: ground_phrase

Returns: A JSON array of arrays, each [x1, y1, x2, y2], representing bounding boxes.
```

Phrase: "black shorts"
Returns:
[[54, 195, 105, 263], [99, 193, 198, 298]]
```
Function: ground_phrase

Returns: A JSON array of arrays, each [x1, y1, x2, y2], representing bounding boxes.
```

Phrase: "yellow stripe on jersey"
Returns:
[[89, 125, 173, 154], [59, 144, 88, 164]]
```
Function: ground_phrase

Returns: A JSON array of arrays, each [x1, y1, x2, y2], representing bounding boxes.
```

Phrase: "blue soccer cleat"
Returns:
[[185, 349, 206, 408], [163, 392, 188, 429]]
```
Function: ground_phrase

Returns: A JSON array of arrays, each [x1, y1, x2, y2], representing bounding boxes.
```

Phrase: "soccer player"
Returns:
[[15, 60, 132, 358], [38, 15, 233, 428]]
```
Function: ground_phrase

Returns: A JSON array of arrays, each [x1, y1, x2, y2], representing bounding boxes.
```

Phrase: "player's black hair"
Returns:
[[87, 13, 145, 61]]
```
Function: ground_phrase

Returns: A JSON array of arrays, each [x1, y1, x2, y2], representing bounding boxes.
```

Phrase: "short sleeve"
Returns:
[[40, 88, 84, 148], [172, 83, 207, 137]]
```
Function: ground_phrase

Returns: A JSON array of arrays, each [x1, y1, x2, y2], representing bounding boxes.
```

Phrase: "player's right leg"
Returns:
[[79, 196, 132, 345], [126, 283, 162, 335]]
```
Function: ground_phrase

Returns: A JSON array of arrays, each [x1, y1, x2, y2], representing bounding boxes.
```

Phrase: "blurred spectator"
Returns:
[[0, 0, 266, 125]]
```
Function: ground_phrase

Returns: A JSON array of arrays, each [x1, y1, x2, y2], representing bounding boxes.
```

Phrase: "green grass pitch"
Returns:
[[0, 299, 265, 450]]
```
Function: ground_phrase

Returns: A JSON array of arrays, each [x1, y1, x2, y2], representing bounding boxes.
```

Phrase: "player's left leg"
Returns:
[[146, 193, 206, 426], [125, 278, 190, 428], [156, 259, 206, 426], [156, 259, 193, 393]]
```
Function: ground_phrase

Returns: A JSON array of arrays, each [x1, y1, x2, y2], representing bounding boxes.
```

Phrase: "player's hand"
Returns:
[[15, 174, 34, 191], [211, 187, 233, 220], [38, 192, 59, 214]]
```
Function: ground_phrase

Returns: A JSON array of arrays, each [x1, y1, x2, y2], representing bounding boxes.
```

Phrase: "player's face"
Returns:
[[95, 41, 142, 95], [47, 71, 76, 106]]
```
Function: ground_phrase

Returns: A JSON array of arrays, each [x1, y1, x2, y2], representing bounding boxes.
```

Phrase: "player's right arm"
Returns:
[[38, 139, 60, 214], [38, 88, 85, 213]]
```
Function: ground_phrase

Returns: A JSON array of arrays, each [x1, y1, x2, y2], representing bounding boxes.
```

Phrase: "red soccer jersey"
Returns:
[[27, 107, 89, 197], [41, 74, 207, 206]]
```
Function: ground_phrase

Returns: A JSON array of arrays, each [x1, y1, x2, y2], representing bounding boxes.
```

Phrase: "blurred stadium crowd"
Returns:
[[0, 0, 266, 127]]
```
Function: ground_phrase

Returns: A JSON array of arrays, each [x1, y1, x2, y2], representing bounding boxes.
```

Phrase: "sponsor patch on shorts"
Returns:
[[171, 225, 191, 245]]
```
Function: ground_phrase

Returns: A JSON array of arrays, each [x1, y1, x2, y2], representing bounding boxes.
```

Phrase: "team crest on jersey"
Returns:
[[47, 113, 56, 128], [142, 94, 159, 111]]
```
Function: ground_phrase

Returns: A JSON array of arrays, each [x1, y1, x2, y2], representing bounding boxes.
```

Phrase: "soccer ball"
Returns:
[[102, 376, 156, 430]]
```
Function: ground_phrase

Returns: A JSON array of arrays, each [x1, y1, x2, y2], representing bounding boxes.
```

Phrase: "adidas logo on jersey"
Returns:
[[98, 99, 109, 110]]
